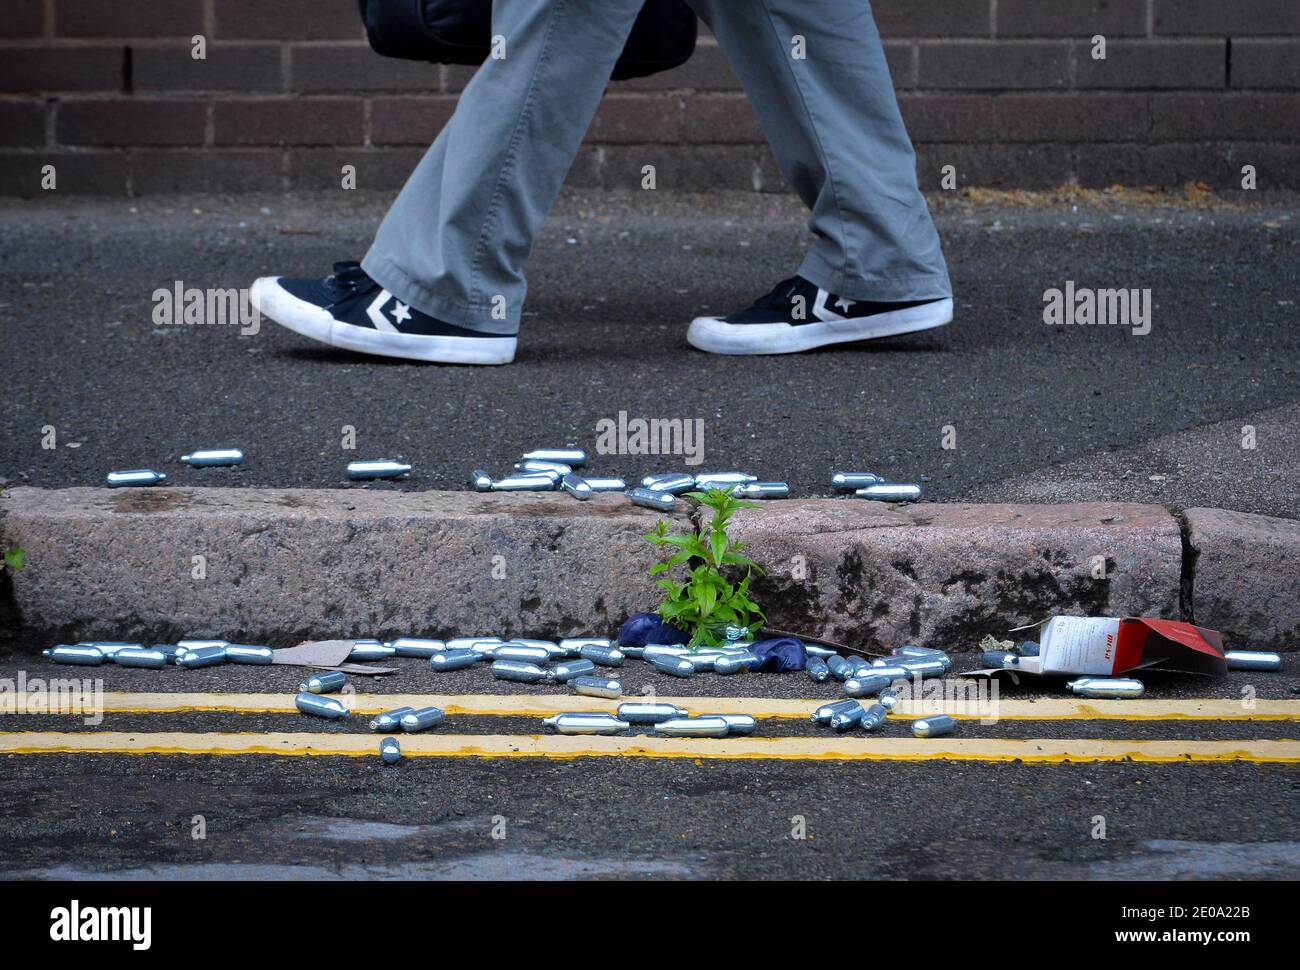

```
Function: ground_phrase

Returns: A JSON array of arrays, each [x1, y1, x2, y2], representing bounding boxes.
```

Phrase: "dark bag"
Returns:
[[357, 0, 697, 81]]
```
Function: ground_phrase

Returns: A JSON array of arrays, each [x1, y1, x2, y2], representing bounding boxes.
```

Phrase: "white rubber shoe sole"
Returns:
[[687, 298, 953, 355], [250, 277, 517, 365]]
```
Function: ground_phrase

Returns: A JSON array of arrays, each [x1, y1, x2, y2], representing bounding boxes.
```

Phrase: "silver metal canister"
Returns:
[[177, 644, 227, 669], [912, 714, 956, 738], [106, 469, 167, 487], [388, 638, 447, 658], [112, 647, 168, 669], [646, 653, 694, 677], [492, 473, 557, 491], [1225, 650, 1282, 672], [617, 702, 688, 724], [549, 659, 597, 683], [806, 656, 830, 682], [491, 660, 549, 683], [493, 644, 552, 664], [714, 652, 761, 675], [516, 459, 573, 475], [430, 649, 479, 671], [300, 670, 348, 694], [855, 483, 922, 502], [380, 738, 401, 764], [580, 644, 625, 667], [646, 472, 696, 494], [181, 449, 244, 467], [543, 713, 628, 735], [1067, 677, 1145, 699], [732, 482, 789, 499], [560, 473, 593, 500], [369, 707, 416, 732], [47, 645, 106, 666], [694, 473, 757, 487], [224, 644, 274, 665], [844, 674, 893, 698], [347, 642, 397, 662], [583, 477, 627, 492], [522, 449, 586, 467], [400, 706, 445, 732], [654, 716, 731, 738], [829, 701, 867, 731], [295, 692, 348, 719], [446, 636, 503, 652], [702, 713, 757, 736], [811, 699, 861, 725], [860, 703, 888, 732], [572, 676, 623, 698], [626, 487, 676, 511], [346, 460, 412, 480], [832, 471, 882, 491], [826, 655, 855, 681]]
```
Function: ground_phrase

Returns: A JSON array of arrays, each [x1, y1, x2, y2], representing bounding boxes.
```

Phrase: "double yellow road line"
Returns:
[[1, 692, 1297, 763]]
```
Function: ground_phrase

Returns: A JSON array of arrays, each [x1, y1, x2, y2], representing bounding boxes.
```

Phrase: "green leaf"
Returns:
[[3, 547, 23, 571]]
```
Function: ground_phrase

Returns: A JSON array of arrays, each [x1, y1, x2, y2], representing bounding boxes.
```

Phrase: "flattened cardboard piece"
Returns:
[[962, 615, 1226, 678], [271, 639, 397, 676]]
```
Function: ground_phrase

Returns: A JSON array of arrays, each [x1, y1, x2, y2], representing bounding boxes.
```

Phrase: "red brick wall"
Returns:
[[2, 0, 1297, 195]]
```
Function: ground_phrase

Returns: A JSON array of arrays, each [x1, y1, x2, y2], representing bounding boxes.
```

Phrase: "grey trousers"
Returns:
[[363, 0, 951, 335]]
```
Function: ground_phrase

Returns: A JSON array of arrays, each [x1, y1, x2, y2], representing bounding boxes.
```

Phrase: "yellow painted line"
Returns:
[[67, 692, 1300, 721], [0, 732, 1297, 763]]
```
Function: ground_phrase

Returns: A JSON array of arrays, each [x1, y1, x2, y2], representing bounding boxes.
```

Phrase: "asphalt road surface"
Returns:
[[1, 651, 1296, 880], [2, 188, 1297, 517]]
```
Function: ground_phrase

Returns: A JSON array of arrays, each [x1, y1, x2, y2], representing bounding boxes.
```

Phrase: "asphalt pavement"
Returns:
[[1, 188, 1297, 517], [0, 651, 1295, 880]]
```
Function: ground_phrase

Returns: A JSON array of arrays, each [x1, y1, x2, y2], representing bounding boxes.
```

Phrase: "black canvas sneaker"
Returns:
[[251, 262, 516, 365], [687, 275, 952, 355]]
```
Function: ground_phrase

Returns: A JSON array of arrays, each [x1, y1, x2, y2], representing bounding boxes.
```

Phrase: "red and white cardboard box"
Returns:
[[998, 615, 1227, 677]]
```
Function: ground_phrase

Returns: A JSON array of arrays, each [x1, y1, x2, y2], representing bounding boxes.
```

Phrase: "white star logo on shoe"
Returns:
[[834, 296, 856, 313], [391, 301, 412, 325]]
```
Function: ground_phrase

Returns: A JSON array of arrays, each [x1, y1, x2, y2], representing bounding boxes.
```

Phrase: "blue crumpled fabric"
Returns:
[[618, 611, 691, 648], [750, 636, 806, 672]]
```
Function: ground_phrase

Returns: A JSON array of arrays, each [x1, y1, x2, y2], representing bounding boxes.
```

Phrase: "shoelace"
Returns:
[[326, 260, 378, 299], [756, 275, 814, 308]]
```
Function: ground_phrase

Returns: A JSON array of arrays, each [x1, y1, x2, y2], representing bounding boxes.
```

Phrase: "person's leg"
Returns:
[[690, 0, 950, 303], [363, 0, 647, 335]]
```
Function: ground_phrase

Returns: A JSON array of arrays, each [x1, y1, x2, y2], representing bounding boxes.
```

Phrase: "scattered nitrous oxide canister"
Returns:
[[296, 692, 348, 719], [912, 714, 956, 738], [856, 483, 922, 502], [181, 448, 244, 467], [1067, 677, 1145, 699], [106, 469, 168, 487], [370, 707, 416, 732], [400, 707, 445, 732], [522, 449, 586, 466], [544, 713, 628, 735], [571, 676, 623, 698], [46, 645, 106, 666], [346, 460, 411, 480], [654, 716, 732, 738], [618, 703, 688, 725], [626, 487, 676, 511], [1225, 650, 1282, 672], [300, 671, 348, 694], [380, 738, 401, 764], [832, 471, 882, 491]]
